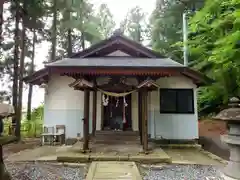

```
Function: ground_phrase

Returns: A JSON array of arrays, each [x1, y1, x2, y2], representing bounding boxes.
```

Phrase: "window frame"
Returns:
[[159, 88, 195, 114]]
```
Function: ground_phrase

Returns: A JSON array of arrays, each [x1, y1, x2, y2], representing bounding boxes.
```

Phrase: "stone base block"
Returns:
[[223, 161, 240, 179], [222, 173, 239, 180]]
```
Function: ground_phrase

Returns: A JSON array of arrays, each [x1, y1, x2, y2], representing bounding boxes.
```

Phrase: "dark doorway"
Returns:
[[103, 94, 132, 131]]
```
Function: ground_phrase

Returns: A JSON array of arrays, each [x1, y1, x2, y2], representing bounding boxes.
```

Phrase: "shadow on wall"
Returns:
[[198, 136, 230, 160]]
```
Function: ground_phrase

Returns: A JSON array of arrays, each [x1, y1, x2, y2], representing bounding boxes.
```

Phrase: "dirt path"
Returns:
[[198, 120, 229, 160], [3, 138, 41, 159]]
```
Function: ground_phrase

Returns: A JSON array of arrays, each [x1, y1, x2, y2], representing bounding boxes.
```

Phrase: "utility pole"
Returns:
[[181, 0, 202, 66], [183, 12, 188, 66]]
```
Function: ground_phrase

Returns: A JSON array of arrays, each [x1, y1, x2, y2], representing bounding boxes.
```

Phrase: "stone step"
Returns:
[[95, 130, 139, 136], [94, 137, 140, 143], [94, 139, 140, 145], [86, 161, 142, 180], [94, 130, 140, 144], [95, 135, 139, 140], [95, 131, 139, 140]]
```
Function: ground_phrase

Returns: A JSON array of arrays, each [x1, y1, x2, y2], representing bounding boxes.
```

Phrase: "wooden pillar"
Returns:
[[142, 89, 148, 153], [138, 91, 143, 145], [83, 89, 90, 151], [92, 90, 97, 136], [141, 90, 145, 147]]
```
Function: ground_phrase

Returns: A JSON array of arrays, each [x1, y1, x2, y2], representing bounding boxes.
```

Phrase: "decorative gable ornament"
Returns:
[[137, 79, 160, 89], [69, 78, 94, 89]]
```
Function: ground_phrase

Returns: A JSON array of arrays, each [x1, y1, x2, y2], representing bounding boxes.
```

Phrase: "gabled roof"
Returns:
[[23, 34, 212, 86], [70, 34, 165, 58], [46, 57, 184, 68]]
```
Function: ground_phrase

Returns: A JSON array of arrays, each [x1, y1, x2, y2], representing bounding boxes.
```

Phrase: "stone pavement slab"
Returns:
[[86, 161, 142, 180], [5, 146, 71, 162], [163, 148, 225, 166]]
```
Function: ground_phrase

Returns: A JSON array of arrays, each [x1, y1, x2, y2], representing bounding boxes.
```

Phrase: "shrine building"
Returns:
[[23, 33, 210, 152]]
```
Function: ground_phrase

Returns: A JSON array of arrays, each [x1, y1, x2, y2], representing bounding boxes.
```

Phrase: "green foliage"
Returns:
[[20, 121, 43, 137], [30, 104, 43, 122], [2, 104, 43, 137], [149, 0, 240, 116], [120, 6, 148, 42], [96, 4, 116, 38], [188, 0, 240, 115], [56, 0, 115, 56], [150, 0, 204, 62]]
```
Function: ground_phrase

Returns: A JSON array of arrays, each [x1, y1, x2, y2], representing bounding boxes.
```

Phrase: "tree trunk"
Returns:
[[12, 0, 20, 128], [16, 1, 27, 140], [66, 8, 72, 57], [0, 1, 3, 45], [137, 24, 141, 43], [79, 9, 85, 50], [50, 0, 57, 62], [81, 31, 85, 50], [26, 28, 36, 121], [67, 29, 72, 56]]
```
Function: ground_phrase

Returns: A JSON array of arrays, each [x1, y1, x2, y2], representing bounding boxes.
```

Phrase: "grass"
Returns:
[[3, 120, 43, 138]]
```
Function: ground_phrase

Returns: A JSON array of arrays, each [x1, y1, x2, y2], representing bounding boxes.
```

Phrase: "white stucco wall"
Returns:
[[44, 74, 198, 140], [148, 76, 198, 140], [107, 50, 130, 56], [44, 74, 93, 139]]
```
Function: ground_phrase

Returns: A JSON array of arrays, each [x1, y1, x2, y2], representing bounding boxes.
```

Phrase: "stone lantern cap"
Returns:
[[213, 97, 240, 122]]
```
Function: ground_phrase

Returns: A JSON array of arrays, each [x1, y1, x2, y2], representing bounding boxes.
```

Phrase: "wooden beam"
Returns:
[[92, 90, 97, 136], [83, 89, 90, 151], [51, 67, 178, 76]]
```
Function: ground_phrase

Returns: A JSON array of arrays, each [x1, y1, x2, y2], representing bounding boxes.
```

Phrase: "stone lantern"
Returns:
[[0, 103, 16, 179], [214, 97, 240, 180]]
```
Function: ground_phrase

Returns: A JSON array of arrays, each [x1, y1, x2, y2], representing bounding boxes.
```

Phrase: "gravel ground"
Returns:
[[5, 162, 86, 180], [142, 165, 225, 180], [4, 162, 225, 180]]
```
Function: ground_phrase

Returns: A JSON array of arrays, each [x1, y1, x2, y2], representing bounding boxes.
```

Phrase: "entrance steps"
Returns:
[[94, 130, 140, 144]]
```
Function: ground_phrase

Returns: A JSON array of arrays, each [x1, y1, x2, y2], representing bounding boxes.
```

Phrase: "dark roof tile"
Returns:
[[46, 57, 184, 68]]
